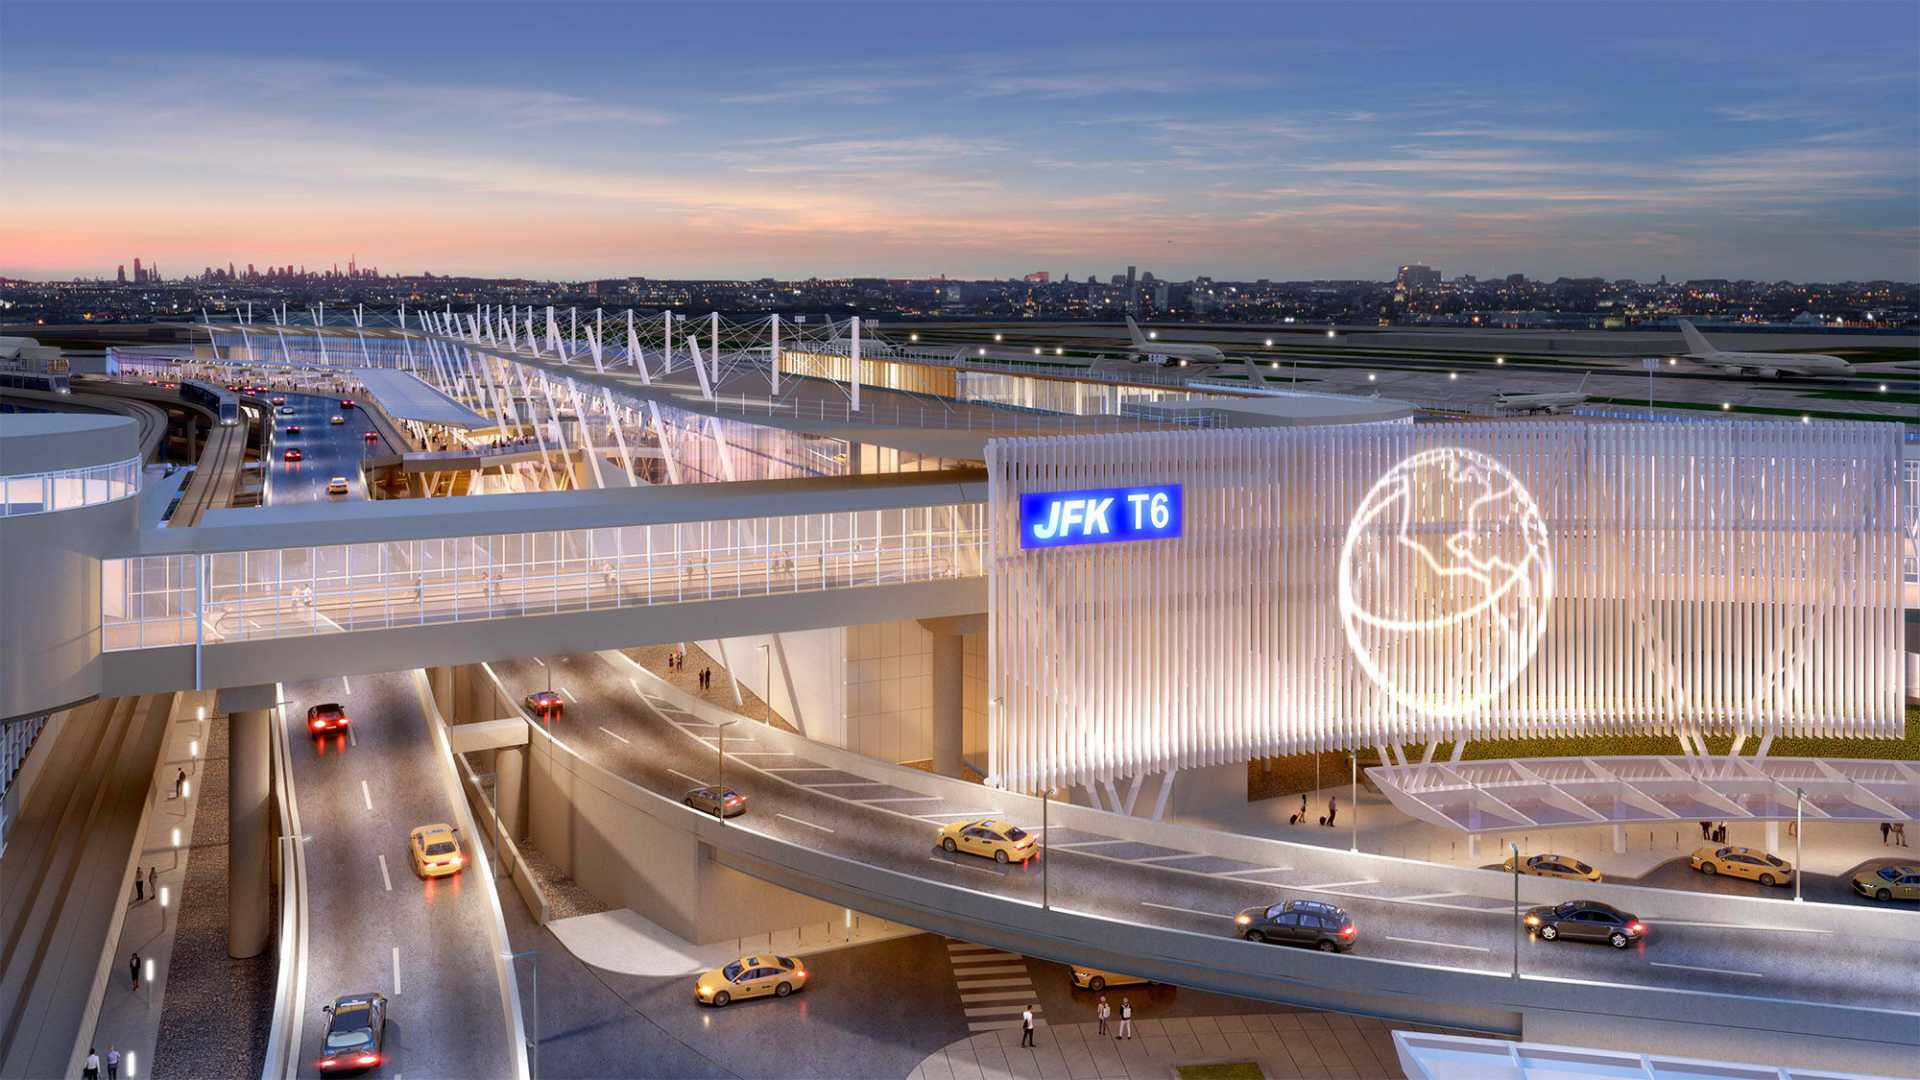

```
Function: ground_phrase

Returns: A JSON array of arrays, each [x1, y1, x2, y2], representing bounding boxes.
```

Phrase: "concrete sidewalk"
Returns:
[[1169, 776, 1912, 880], [913, 1012, 1423, 1080], [84, 691, 216, 1080]]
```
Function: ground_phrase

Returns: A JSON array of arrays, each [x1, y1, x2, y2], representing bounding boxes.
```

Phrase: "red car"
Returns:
[[340, 398, 357, 409], [363, 431, 379, 443], [271, 396, 286, 405], [307, 703, 350, 735], [286, 424, 302, 434], [283, 448, 304, 462], [524, 690, 563, 718]]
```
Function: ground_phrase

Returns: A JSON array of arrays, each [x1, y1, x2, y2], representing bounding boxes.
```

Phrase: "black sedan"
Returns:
[[317, 992, 387, 1073], [685, 785, 748, 818], [1235, 898, 1356, 952], [1524, 900, 1645, 949]]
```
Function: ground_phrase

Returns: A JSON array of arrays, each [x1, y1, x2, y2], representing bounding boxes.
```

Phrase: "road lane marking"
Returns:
[[1300, 878, 1377, 890], [392, 946, 402, 994], [965, 1004, 1040, 1017], [1133, 853, 1206, 863], [949, 942, 997, 952], [560, 686, 576, 702], [731, 751, 795, 756], [341, 676, 352, 693], [761, 766, 842, 773], [949, 951, 1022, 964], [377, 854, 392, 892], [666, 768, 707, 787], [1052, 839, 1133, 849], [597, 726, 632, 744], [1399, 891, 1464, 901], [919, 810, 1004, 820], [533, 657, 546, 667], [1650, 920, 1833, 935], [361, 780, 374, 811], [1215, 866, 1293, 877], [954, 977, 1033, 989], [948, 963, 1028, 976], [775, 813, 834, 834], [1385, 936, 1489, 953], [961, 990, 1039, 1003], [861, 796, 944, 803], [928, 856, 1004, 877], [1141, 901, 1233, 920], [1649, 961, 1764, 978], [806, 782, 891, 788], [347, 724, 357, 747]]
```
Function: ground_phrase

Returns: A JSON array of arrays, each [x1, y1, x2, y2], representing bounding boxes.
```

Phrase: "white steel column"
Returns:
[[769, 313, 781, 395], [850, 316, 862, 413]]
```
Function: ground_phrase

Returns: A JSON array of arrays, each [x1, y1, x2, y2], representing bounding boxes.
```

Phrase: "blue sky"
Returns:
[[3, 2, 1915, 282]]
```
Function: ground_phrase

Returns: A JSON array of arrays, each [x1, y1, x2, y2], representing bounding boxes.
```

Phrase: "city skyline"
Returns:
[[2, 3, 1916, 283]]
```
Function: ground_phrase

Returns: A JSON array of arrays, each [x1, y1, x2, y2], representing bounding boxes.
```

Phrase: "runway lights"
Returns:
[[1496, 356, 1505, 364]]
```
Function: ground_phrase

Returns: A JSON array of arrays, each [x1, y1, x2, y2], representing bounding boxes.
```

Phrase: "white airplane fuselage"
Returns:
[[1676, 320, 1854, 378]]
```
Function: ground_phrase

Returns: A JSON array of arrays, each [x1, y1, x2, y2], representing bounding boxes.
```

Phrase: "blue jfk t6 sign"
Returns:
[[1019, 484, 1183, 549]]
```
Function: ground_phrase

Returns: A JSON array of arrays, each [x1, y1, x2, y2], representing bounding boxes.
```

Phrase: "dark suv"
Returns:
[[1235, 898, 1357, 952], [1524, 900, 1645, 949]]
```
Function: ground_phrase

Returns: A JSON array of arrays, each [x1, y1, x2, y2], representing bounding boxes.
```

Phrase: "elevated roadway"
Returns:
[[482, 651, 1920, 1072], [279, 672, 520, 1078], [263, 393, 380, 504]]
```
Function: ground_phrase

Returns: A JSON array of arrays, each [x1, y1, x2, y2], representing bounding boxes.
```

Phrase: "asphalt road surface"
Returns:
[[265, 393, 383, 504], [283, 672, 513, 1078], [488, 652, 1920, 1016]]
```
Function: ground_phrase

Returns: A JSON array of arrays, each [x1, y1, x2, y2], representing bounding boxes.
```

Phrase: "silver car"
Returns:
[[684, 785, 747, 818]]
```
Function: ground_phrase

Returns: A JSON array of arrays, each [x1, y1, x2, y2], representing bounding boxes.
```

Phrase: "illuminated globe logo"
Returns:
[[1338, 447, 1552, 717]]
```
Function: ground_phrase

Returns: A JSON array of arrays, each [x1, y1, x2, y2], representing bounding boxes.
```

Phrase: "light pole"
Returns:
[[1041, 785, 1053, 910], [506, 948, 539, 1080], [1350, 752, 1359, 853], [716, 719, 738, 825], [1508, 841, 1522, 978], [1794, 787, 1805, 903], [757, 643, 771, 724]]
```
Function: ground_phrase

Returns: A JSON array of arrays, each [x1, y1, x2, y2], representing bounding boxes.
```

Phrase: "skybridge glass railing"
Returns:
[[1, 458, 141, 517], [101, 504, 986, 651]]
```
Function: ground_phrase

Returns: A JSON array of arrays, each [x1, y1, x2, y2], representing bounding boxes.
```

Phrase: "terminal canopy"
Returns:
[[353, 368, 492, 429]]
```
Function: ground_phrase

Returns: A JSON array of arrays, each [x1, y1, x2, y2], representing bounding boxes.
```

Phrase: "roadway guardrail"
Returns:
[[259, 687, 309, 1080]]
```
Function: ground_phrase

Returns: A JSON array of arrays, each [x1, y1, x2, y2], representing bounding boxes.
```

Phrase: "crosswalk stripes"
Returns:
[[947, 939, 1043, 1033]]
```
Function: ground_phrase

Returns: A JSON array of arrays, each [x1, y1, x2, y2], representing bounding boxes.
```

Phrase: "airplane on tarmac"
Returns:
[[1676, 320, 1854, 378], [1492, 373, 1591, 414], [1119, 316, 1226, 367]]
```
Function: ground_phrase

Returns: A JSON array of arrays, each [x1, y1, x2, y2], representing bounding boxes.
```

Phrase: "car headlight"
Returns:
[[698, 985, 713, 997], [1236, 915, 1251, 925], [1524, 915, 1540, 925]]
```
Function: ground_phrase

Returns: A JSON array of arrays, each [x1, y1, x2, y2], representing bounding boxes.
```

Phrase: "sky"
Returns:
[[2, 2, 1916, 283]]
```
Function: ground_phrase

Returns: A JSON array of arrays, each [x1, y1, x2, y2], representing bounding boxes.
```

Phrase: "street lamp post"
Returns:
[[506, 949, 539, 1080], [1041, 786, 1053, 910], [716, 719, 738, 825], [1509, 841, 1522, 978], [1794, 787, 1805, 902], [757, 643, 771, 724], [1350, 752, 1359, 853]]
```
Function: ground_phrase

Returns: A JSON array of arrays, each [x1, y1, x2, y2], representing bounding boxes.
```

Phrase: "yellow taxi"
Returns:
[[937, 818, 1037, 864], [1069, 966, 1149, 991], [408, 823, 463, 878], [1503, 852, 1603, 883], [1689, 845, 1793, 887], [694, 954, 807, 1007]]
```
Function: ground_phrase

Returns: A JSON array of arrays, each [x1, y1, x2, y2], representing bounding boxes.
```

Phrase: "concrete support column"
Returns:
[[496, 744, 527, 843], [1765, 820, 1780, 854], [428, 666, 453, 719], [930, 632, 964, 779], [1612, 825, 1626, 854], [228, 707, 272, 959]]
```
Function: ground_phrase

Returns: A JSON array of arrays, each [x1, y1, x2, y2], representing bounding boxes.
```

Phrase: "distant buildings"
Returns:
[[1395, 263, 1442, 291]]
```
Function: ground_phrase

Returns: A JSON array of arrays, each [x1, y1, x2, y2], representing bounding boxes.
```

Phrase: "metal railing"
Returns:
[[0, 458, 141, 516]]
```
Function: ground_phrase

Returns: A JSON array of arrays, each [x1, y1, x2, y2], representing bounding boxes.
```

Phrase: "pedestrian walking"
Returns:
[[1020, 1005, 1036, 1047], [128, 952, 140, 991], [147, 866, 157, 899], [174, 768, 187, 799], [83, 1048, 100, 1080], [1096, 996, 1110, 1036], [133, 867, 145, 903], [1293, 793, 1308, 826], [1117, 998, 1133, 1039], [1882, 822, 1893, 845], [1897, 822, 1909, 847], [1324, 793, 1338, 828], [105, 1046, 121, 1080], [1700, 820, 1713, 840]]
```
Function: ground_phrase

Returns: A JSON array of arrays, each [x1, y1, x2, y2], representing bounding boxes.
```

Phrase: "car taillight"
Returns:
[[449, 854, 463, 864], [357, 1054, 378, 1065], [1341, 924, 1356, 937], [319, 1059, 336, 1068], [310, 719, 326, 729], [1628, 922, 1645, 933]]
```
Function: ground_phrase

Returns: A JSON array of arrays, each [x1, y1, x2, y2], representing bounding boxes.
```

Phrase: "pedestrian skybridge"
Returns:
[[1369, 755, 1920, 834], [92, 471, 988, 694]]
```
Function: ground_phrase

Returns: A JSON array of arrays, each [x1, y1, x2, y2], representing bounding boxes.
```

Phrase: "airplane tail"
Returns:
[[1578, 371, 1592, 393], [1676, 319, 1717, 357], [1125, 315, 1149, 349]]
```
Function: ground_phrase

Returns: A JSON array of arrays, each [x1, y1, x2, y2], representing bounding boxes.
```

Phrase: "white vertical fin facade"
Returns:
[[985, 421, 1904, 793]]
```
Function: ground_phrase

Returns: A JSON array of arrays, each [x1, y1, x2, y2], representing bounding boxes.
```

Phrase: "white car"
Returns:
[[327, 477, 350, 495]]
